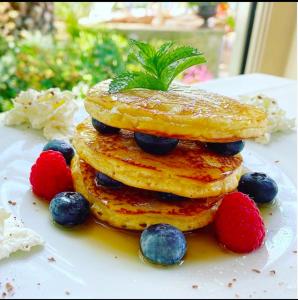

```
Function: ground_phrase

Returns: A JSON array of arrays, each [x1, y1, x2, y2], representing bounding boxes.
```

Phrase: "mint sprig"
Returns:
[[108, 40, 206, 93]]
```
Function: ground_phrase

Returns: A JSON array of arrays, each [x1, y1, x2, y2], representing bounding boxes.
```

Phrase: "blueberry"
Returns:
[[140, 224, 187, 265], [95, 172, 123, 188], [50, 192, 90, 226], [92, 118, 120, 134], [238, 172, 278, 204], [206, 140, 245, 156], [43, 140, 75, 165], [134, 132, 179, 155], [158, 192, 187, 201]]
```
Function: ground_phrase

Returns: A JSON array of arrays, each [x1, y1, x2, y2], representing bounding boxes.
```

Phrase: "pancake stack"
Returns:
[[72, 80, 267, 232]]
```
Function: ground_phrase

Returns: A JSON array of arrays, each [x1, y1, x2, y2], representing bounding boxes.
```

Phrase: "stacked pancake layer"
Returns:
[[85, 80, 267, 142], [72, 81, 267, 231], [71, 155, 221, 231], [73, 119, 243, 199]]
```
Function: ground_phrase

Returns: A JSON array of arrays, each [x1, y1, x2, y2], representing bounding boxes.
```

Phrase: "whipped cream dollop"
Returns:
[[5, 88, 78, 140], [0, 207, 43, 260], [239, 94, 296, 144]]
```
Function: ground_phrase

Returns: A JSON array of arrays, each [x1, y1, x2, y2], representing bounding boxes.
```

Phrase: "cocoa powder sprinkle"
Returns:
[[252, 269, 261, 274], [48, 257, 56, 262], [270, 270, 276, 275]]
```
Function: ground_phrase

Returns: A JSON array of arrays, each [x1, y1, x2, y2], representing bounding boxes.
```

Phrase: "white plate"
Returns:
[[0, 75, 296, 299]]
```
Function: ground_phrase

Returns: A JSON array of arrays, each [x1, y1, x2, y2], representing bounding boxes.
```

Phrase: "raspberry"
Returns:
[[215, 192, 265, 253], [30, 150, 73, 201]]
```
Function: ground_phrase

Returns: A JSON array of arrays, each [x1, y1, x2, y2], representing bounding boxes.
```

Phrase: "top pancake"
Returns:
[[85, 80, 267, 142]]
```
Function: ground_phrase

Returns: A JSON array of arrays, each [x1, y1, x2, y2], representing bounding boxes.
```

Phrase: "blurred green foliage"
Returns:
[[0, 2, 132, 111], [225, 15, 236, 31]]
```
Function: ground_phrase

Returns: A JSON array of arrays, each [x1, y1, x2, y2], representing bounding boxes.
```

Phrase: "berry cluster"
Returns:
[[30, 140, 89, 226]]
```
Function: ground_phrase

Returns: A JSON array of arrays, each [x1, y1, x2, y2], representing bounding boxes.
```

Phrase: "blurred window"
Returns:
[[79, 2, 254, 84]]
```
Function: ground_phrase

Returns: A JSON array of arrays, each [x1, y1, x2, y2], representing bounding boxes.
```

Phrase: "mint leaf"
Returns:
[[108, 72, 166, 93], [155, 41, 174, 59], [128, 52, 157, 76], [157, 46, 203, 72], [129, 39, 156, 59], [109, 40, 206, 93], [161, 55, 206, 89], [129, 40, 157, 76]]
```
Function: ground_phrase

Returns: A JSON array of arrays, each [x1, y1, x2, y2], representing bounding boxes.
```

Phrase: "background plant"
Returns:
[[0, 2, 132, 112]]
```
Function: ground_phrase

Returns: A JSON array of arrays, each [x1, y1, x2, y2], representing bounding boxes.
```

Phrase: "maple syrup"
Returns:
[[69, 216, 232, 264], [64, 197, 278, 266]]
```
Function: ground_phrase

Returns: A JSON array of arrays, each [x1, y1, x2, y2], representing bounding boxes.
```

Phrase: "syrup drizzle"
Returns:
[[61, 199, 274, 265]]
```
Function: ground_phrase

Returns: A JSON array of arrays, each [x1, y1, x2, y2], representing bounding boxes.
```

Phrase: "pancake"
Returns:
[[85, 80, 267, 142], [71, 155, 222, 231], [72, 119, 243, 199]]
